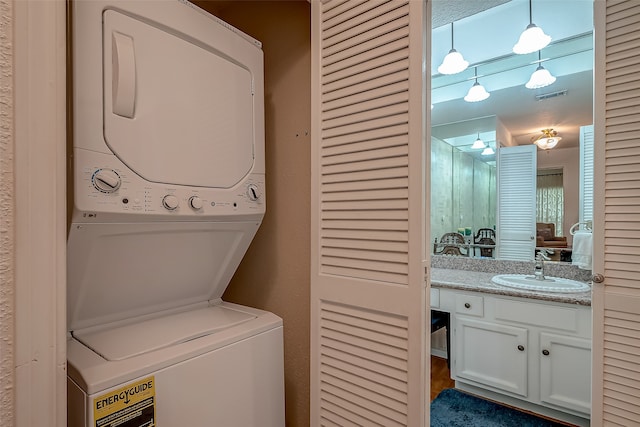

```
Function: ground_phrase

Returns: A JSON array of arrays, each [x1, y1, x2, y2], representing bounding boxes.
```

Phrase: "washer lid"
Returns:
[[67, 221, 260, 332], [73, 305, 256, 361], [103, 9, 257, 188]]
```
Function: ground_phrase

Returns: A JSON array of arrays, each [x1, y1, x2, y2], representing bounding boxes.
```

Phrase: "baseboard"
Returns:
[[431, 348, 447, 359]]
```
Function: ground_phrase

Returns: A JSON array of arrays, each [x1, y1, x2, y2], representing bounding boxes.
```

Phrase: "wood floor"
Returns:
[[430, 355, 454, 401]]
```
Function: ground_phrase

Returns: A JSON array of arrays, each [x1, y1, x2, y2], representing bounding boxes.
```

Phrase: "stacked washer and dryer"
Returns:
[[66, 1, 284, 426]]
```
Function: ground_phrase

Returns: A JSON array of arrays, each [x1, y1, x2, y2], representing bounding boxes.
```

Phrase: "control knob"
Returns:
[[92, 168, 121, 193], [246, 184, 260, 201], [162, 194, 179, 211], [189, 196, 203, 210]]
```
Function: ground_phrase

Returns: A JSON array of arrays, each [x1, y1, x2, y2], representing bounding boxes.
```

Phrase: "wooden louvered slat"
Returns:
[[321, 348, 407, 384], [322, 167, 409, 185], [318, 299, 409, 426], [322, 82, 409, 114], [321, 354, 406, 391], [322, 1, 403, 43], [322, 103, 409, 133], [319, 402, 376, 427], [322, 135, 407, 157], [322, 122, 408, 147], [323, 9, 409, 60], [321, 365, 406, 404], [312, 0, 424, 424]]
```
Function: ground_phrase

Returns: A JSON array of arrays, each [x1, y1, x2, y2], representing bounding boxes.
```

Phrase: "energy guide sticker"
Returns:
[[94, 376, 155, 427]]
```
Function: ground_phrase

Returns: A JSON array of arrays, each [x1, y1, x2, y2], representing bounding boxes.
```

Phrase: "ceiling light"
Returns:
[[437, 22, 468, 75], [526, 51, 556, 89], [471, 134, 486, 149], [531, 128, 561, 150], [513, 0, 551, 54], [481, 146, 495, 156], [464, 68, 490, 103]]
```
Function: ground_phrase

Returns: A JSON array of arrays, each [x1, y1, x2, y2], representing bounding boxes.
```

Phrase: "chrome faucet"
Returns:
[[534, 250, 550, 281]]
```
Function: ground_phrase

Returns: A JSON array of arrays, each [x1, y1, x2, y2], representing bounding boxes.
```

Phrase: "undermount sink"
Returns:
[[491, 274, 591, 293]]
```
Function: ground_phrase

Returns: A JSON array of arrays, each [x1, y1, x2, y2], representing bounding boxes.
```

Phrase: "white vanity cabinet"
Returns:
[[539, 332, 591, 414], [436, 288, 592, 423], [455, 317, 529, 397]]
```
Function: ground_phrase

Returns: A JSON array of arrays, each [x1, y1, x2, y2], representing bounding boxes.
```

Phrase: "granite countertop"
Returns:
[[431, 267, 592, 306]]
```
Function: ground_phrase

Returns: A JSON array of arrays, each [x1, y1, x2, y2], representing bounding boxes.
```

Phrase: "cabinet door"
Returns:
[[455, 318, 528, 396], [540, 333, 591, 415]]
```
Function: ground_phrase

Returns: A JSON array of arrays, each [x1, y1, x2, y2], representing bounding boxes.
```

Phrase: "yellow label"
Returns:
[[93, 376, 155, 427]]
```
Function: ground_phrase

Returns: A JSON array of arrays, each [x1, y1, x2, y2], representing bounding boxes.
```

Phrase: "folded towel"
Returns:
[[572, 231, 593, 270]]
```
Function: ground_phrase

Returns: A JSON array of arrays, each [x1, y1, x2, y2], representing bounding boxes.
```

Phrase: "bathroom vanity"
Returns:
[[430, 263, 592, 426]]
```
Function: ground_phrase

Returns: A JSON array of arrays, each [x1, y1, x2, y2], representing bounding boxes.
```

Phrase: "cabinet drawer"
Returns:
[[494, 299, 579, 332], [455, 294, 484, 317]]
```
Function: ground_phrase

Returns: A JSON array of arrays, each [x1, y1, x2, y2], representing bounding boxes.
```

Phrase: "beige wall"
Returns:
[[193, 2, 311, 426]]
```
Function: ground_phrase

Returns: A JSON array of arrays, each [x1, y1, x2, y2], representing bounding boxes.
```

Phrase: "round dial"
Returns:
[[162, 194, 179, 211], [189, 196, 203, 210], [92, 169, 121, 193], [246, 184, 260, 201]]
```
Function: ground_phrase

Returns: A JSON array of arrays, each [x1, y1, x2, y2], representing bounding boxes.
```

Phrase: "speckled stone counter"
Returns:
[[430, 256, 592, 306]]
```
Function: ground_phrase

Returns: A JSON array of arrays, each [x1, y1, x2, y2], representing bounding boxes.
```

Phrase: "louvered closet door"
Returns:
[[592, 1, 640, 424], [311, 1, 428, 426], [496, 144, 537, 261]]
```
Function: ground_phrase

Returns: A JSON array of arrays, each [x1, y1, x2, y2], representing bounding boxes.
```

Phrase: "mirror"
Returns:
[[430, 0, 594, 262]]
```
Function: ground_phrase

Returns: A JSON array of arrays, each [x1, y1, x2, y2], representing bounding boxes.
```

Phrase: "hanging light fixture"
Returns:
[[513, 0, 551, 55], [526, 51, 556, 89], [481, 146, 495, 156], [437, 22, 469, 75], [531, 128, 561, 150], [464, 67, 490, 102], [471, 133, 486, 149]]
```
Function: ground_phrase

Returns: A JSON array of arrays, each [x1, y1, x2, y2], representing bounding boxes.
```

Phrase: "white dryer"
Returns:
[[66, 1, 284, 426]]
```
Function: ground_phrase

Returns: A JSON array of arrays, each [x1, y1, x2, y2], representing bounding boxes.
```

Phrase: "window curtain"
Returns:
[[536, 173, 564, 236]]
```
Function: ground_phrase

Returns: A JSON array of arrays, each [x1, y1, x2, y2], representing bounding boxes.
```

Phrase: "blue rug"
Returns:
[[430, 389, 566, 427]]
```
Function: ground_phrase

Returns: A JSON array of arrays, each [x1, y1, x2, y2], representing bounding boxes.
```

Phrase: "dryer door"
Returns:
[[103, 9, 258, 188]]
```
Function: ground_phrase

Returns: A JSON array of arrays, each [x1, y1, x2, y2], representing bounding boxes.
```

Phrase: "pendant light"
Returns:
[[464, 67, 490, 103], [437, 22, 469, 75], [525, 51, 556, 89], [471, 133, 486, 149], [481, 146, 495, 156], [513, 0, 551, 55]]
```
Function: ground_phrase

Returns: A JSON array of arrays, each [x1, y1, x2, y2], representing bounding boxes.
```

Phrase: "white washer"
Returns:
[[67, 1, 284, 426]]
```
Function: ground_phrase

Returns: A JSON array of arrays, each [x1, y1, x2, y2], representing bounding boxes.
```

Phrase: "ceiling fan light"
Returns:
[[532, 129, 561, 150], [535, 137, 560, 150], [464, 81, 490, 102], [513, 24, 551, 54], [437, 49, 469, 75], [526, 65, 556, 89], [471, 137, 486, 149], [481, 146, 495, 156]]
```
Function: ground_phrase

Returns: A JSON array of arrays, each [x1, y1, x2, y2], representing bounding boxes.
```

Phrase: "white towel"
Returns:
[[572, 231, 593, 270]]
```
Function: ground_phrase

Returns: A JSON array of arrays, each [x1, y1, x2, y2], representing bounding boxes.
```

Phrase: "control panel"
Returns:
[[74, 149, 265, 220]]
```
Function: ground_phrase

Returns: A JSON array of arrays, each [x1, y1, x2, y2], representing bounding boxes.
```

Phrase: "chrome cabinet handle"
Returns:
[[592, 273, 605, 283]]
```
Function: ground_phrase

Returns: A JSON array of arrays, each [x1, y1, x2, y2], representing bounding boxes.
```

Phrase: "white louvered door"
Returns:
[[311, 1, 428, 426], [580, 125, 594, 223], [496, 144, 537, 261], [592, 0, 640, 424]]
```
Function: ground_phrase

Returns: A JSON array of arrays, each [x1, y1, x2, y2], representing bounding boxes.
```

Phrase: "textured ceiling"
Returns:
[[432, 0, 512, 29]]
